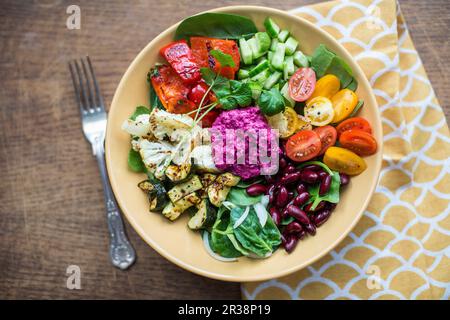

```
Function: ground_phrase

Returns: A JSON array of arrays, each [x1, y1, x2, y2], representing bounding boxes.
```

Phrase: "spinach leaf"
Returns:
[[236, 177, 264, 188], [230, 207, 281, 257], [311, 44, 335, 78], [210, 208, 242, 258], [175, 13, 258, 40], [348, 100, 364, 118], [129, 106, 150, 120], [308, 171, 341, 210], [128, 148, 146, 172], [210, 49, 235, 68], [327, 56, 353, 88], [346, 77, 358, 91], [227, 187, 262, 206], [280, 216, 295, 226], [257, 88, 285, 116]]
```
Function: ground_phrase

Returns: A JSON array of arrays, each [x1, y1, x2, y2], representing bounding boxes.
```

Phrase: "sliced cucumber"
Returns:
[[248, 81, 263, 99], [255, 32, 271, 55], [238, 38, 253, 65], [248, 60, 269, 77], [293, 51, 309, 67], [278, 30, 290, 42], [251, 69, 271, 84], [271, 43, 286, 71], [285, 37, 299, 55], [283, 56, 295, 80], [281, 82, 294, 107], [267, 51, 274, 62], [264, 17, 280, 38], [246, 38, 260, 59], [237, 69, 250, 80], [263, 71, 282, 90], [270, 38, 279, 51]]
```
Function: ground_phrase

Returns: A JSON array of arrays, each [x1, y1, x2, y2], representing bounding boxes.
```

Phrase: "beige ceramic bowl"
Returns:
[[105, 6, 382, 282]]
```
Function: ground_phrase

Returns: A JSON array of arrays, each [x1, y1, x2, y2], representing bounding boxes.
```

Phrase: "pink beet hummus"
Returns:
[[210, 106, 279, 179]]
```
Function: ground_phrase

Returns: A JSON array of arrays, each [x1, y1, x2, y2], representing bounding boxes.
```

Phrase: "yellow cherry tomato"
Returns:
[[331, 89, 358, 123], [296, 115, 313, 131], [266, 107, 299, 138], [307, 74, 340, 102], [323, 146, 367, 175], [304, 96, 335, 126]]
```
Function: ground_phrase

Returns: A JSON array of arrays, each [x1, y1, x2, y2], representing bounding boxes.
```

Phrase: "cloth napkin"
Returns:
[[242, 0, 450, 300]]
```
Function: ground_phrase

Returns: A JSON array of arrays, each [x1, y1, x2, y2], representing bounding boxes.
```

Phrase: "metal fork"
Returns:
[[69, 56, 136, 270]]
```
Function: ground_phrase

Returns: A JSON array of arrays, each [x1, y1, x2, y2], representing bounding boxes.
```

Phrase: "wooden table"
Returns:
[[1, 0, 449, 299]]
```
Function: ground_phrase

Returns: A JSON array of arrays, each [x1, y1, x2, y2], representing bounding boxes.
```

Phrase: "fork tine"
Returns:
[[69, 61, 86, 114], [73, 60, 90, 113], [86, 56, 105, 111], [80, 58, 96, 113]]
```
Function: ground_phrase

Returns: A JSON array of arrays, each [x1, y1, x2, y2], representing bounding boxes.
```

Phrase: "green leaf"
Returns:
[[210, 208, 243, 258], [308, 171, 341, 210], [210, 49, 235, 68], [257, 88, 285, 116], [229, 80, 252, 107], [346, 77, 358, 91], [348, 100, 364, 118], [174, 13, 258, 40], [311, 44, 335, 78], [227, 187, 262, 206], [327, 56, 353, 88], [280, 216, 295, 226], [129, 106, 150, 121], [128, 148, 146, 172], [230, 207, 281, 257]]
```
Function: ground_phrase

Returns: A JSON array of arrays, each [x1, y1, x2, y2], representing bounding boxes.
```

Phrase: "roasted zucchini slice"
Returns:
[[208, 181, 231, 207], [162, 192, 201, 221], [216, 173, 241, 187], [165, 163, 191, 183], [168, 175, 202, 203], [188, 199, 217, 230], [198, 173, 218, 199], [138, 179, 168, 212]]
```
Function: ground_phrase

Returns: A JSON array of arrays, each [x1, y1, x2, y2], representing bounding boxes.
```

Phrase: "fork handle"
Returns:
[[94, 139, 136, 270]]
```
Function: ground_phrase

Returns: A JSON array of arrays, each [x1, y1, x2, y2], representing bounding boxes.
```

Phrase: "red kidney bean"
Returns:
[[288, 191, 295, 201], [327, 203, 337, 211], [281, 207, 289, 219], [294, 192, 310, 207], [304, 223, 316, 236], [301, 164, 321, 171], [282, 165, 296, 175], [276, 186, 289, 207], [264, 175, 276, 184], [246, 184, 267, 196], [340, 173, 350, 186], [287, 205, 310, 225], [267, 184, 277, 204], [296, 183, 307, 194], [279, 172, 302, 185], [299, 169, 319, 184], [285, 221, 303, 234], [269, 207, 281, 225], [298, 229, 306, 239], [281, 233, 287, 246], [312, 208, 332, 227], [317, 170, 328, 179], [319, 174, 331, 196], [279, 157, 287, 169], [304, 201, 325, 213], [284, 235, 299, 253]]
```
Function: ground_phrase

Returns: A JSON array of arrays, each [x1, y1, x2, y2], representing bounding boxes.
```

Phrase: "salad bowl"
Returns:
[[105, 6, 382, 281]]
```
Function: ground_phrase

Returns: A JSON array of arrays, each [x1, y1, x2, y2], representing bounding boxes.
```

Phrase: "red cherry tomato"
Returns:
[[336, 117, 372, 137], [313, 125, 337, 155], [289, 68, 316, 102], [339, 129, 377, 156], [286, 130, 322, 162]]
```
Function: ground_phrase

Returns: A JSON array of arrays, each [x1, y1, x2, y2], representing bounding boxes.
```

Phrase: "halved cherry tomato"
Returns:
[[339, 129, 377, 156], [313, 125, 337, 155], [307, 74, 340, 102], [150, 65, 196, 114], [267, 106, 298, 138], [331, 89, 358, 123], [190, 37, 240, 79], [323, 146, 367, 175], [304, 96, 335, 126], [336, 117, 372, 137], [285, 130, 322, 162], [289, 68, 316, 102]]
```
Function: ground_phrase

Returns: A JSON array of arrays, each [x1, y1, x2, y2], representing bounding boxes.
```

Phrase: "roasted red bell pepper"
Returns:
[[190, 37, 240, 79], [160, 40, 201, 84], [149, 65, 196, 114]]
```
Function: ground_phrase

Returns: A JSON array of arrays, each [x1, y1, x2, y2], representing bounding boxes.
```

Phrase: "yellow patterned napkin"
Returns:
[[242, 0, 450, 300]]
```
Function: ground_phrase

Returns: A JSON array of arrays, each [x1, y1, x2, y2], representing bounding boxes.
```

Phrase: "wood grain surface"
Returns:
[[0, 0, 449, 299]]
